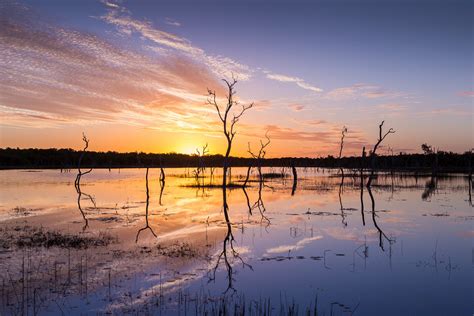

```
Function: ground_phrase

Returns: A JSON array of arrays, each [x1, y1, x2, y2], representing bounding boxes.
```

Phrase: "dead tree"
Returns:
[[74, 133, 95, 231], [367, 121, 395, 187], [338, 126, 348, 160], [337, 126, 348, 225], [207, 76, 253, 186], [75, 133, 92, 186], [248, 132, 271, 183], [136, 168, 157, 242], [359, 146, 366, 226], [193, 143, 209, 186]]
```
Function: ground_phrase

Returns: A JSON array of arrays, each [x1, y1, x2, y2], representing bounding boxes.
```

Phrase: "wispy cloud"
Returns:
[[377, 103, 407, 111], [287, 104, 305, 112], [100, 3, 252, 80], [0, 2, 223, 132], [265, 72, 323, 92], [325, 83, 402, 100], [458, 90, 474, 97], [165, 17, 181, 27], [423, 107, 471, 116]]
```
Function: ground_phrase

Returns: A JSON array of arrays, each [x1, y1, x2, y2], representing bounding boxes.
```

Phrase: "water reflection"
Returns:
[[422, 176, 437, 201], [74, 133, 95, 231], [74, 172, 95, 231], [159, 166, 165, 206], [209, 167, 253, 293], [338, 168, 347, 227], [366, 184, 394, 251], [135, 168, 157, 242], [0, 168, 471, 315], [252, 170, 271, 226]]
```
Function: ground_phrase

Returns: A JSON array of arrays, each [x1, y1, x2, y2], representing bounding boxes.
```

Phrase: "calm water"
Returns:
[[0, 168, 472, 315]]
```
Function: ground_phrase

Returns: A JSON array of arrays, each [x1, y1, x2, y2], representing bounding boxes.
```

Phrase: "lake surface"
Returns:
[[0, 168, 472, 315]]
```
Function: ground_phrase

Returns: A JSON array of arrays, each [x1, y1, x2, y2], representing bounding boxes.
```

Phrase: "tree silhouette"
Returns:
[[367, 121, 395, 187], [207, 76, 253, 186]]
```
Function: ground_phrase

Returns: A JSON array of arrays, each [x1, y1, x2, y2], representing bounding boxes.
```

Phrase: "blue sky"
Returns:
[[0, 0, 472, 156]]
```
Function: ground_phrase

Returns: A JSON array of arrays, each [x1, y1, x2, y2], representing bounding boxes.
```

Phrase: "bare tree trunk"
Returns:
[[291, 164, 297, 196], [360, 147, 366, 226], [243, 165, 252, 188]]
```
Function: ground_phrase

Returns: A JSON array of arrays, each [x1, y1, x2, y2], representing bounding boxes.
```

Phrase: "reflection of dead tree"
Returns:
[[242, 164, 252, 188], [207, 76, 253, 186], [74, 133, 95, 231], [291, 164, 297, 196], [367, 185, 393, 251], [248, 133, 271, 226], [242, 186, 253, 215], [75, 177, 94, 231], [367, 121, 395, 187], [252, 179, 271, 227], [468, 148, 473, 206], [421, 177, 437, 201], [159, 167, 165, 206], [209, 184, 253, 293], [136, 168, 157, 243], [338, 126, 348, 226], [360, 147, 366, 226], [469, 178, 472, 207]]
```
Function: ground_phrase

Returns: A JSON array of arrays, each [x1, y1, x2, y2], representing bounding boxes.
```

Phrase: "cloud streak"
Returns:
[[325, 83, 402, 100], [265, 72, 323, 92], [0, 2, 225, 134], [100, 4, 252, 80]]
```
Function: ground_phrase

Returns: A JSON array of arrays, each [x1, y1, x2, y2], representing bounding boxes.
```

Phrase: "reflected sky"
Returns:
[[0, 168, 472, 315]]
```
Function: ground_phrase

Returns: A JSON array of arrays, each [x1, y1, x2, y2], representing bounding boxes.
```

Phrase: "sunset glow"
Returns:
[[0, 0, 472, 157]]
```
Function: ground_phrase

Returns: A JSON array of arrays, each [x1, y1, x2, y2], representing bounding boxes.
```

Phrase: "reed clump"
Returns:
[[1, 226, 116, 249]]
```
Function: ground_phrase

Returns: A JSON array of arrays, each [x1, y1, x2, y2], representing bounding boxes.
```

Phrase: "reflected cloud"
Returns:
[[266, 235, 323, 254]]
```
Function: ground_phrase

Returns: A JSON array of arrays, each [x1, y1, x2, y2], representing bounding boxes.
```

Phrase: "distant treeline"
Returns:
[[0, 147, 471, 173]]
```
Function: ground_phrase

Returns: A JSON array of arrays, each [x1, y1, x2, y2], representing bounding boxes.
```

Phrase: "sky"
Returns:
[[0, 0, 472, 157]]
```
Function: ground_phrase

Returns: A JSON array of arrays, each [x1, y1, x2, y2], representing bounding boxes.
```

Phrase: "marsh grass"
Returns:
[[157, 242, 198, 258], [0, 226, 117, 249]]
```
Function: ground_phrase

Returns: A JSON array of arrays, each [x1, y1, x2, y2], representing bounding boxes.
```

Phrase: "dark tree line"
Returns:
[[1, 147, 471, 172]]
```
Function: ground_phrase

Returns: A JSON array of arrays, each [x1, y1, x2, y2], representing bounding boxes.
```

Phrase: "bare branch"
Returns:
[[338, 126, 348, 159], [367, 121, 395, 187], [207, 78, 254, 162]]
